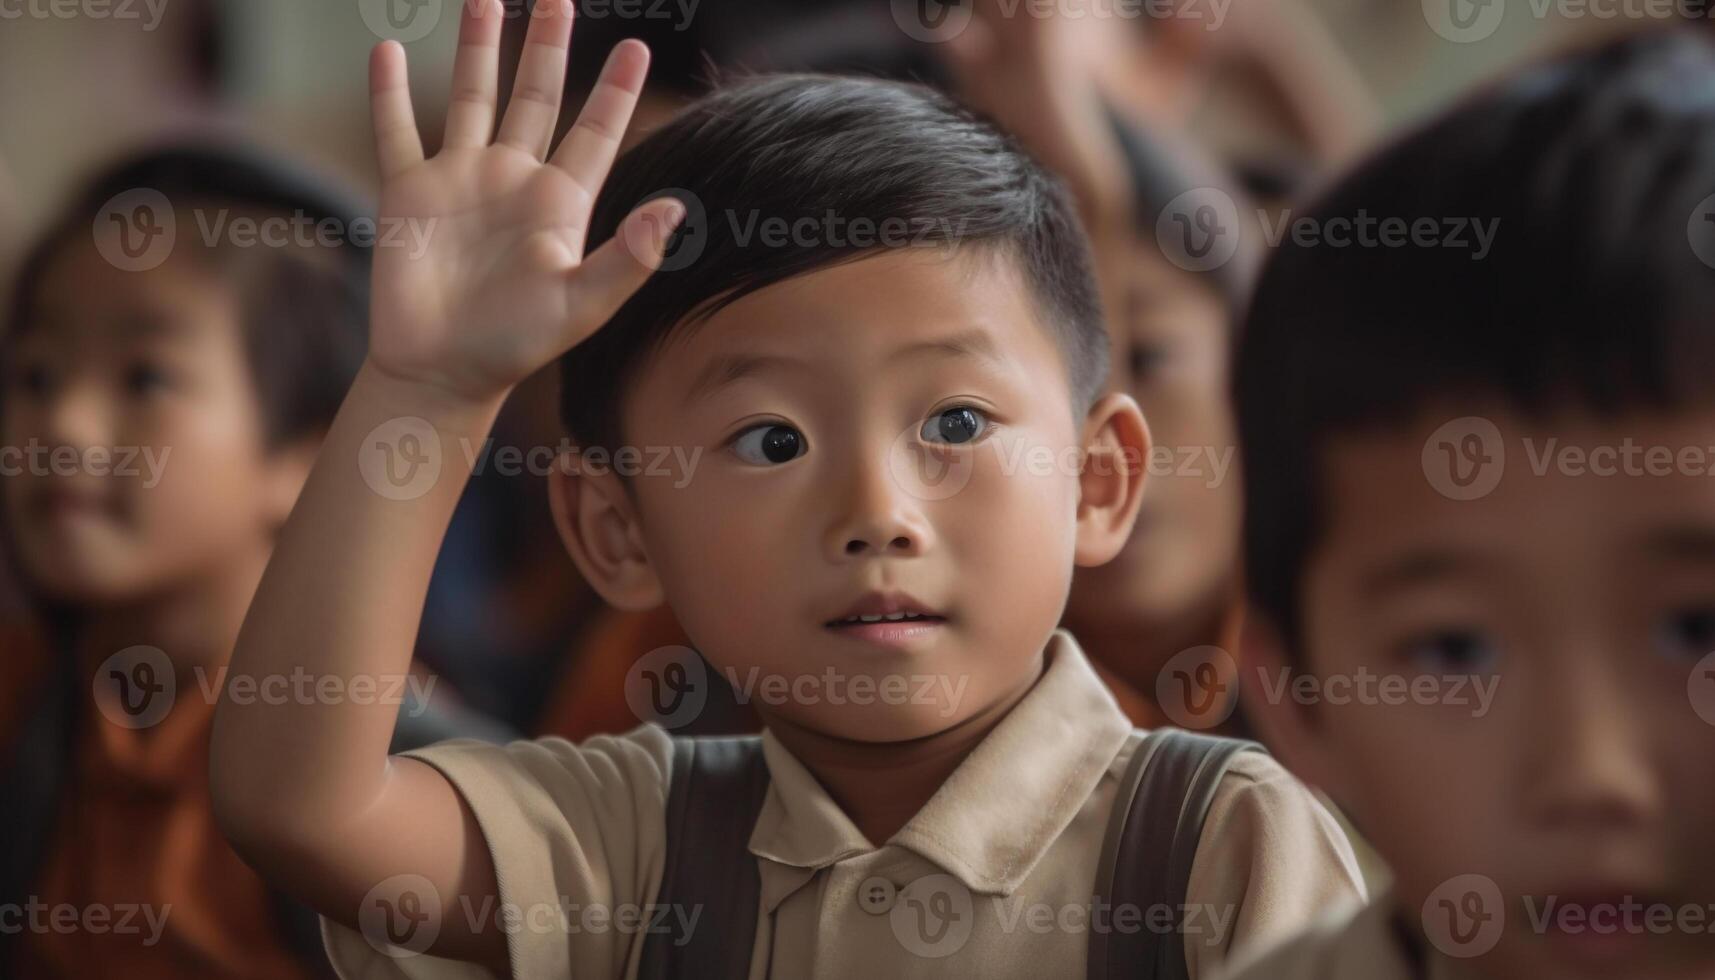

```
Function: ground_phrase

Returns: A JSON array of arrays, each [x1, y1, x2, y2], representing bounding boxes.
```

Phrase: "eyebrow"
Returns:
[[9, 309, 191, 351], [120, 309, 199, 341], [1356, 548, 1493, 602], [1356, 525, 1715, 600], [678, 328, 1007, 409], [1638, 524, 1715, 565]]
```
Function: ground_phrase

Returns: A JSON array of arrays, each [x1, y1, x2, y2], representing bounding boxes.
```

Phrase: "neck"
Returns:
[[77, 543, 272, 691], [763, 648, 1046, 846]]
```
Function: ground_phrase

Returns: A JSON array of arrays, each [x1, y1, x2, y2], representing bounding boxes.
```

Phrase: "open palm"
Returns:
[[365, 0, 682, 402]]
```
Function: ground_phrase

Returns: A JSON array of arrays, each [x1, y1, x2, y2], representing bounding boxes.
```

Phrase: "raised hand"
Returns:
[[364, 0, 683, 404]]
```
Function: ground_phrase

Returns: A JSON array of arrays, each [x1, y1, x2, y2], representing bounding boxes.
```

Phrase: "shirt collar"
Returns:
[[747, 628, 1132, 898]]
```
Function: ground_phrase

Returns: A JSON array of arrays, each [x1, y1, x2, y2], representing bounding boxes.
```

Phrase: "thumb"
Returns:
[[564, 196, 689, 341]]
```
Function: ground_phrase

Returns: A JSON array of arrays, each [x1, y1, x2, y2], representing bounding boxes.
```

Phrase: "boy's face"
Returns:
[[1068, 242, 1238, 634], [556, 247, 1146, 742], [2, 239, 302, 603], [1260, 406, 1715, 980]]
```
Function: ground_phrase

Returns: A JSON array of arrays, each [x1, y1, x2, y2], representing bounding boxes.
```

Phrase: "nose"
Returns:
[[1520, 646, 1660, 835], [824, 448, 934, 561]]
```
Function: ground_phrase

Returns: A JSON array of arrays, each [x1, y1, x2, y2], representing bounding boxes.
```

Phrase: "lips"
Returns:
[[29, 485, 124, 524], [1529, 887, 1678, 960], [823, 590, 946, 629]]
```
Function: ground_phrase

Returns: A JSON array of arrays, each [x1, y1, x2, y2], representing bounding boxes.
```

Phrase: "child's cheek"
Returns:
[[120, 415, 265, 584], [941, 429, 1078, 632]]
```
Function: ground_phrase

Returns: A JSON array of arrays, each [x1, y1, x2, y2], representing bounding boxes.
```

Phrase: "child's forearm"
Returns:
[[203, 10, 667, 964], [211, 359, 503, 844]]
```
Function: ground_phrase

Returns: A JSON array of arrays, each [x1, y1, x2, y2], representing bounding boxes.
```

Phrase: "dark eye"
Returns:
[[1402, 630, 1498, 674], [1655, 606, 1715, 662], [123, 363, 170, 397], [732, 423, 804, 465], [7, 361, 51, 397], [1127, 343, 1167, 379], [920, 406, 987, 445]]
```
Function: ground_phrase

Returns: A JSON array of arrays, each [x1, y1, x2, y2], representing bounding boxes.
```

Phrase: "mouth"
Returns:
[[1531, 887, 1677, 962], [823, 591, 948, 648], [32, 489, 123, 522], [34, 494, 119, 518]]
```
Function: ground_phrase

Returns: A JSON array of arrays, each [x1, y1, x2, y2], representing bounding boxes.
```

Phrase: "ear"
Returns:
[[1236, 610, 1349, 801], [1073, 391, 1150, 567], [260, 435, 321, 530], [547, 449, 664, 611]]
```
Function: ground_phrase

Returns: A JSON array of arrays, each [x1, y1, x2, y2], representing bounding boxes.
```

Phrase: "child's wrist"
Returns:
[[353, 357, 509, 434]]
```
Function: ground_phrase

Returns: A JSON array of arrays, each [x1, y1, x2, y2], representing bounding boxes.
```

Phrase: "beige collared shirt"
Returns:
[[322, 628, 1365, 978], [1216, 894, 1480, 980]]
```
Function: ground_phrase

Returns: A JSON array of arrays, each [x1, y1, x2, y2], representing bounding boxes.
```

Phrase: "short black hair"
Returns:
[[3, 144, 371, 450], [1104, 100, 1257, 314], [559, 73, 1107, 455], [1235, 30, 1715, 652]]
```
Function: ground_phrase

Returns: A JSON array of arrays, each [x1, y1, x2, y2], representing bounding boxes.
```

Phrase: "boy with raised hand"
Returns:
[[1225, 29, 1715, 980], [210, 1, 1362, 977]]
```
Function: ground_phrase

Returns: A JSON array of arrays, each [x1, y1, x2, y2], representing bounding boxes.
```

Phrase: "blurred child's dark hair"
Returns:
[[3, 143, 371, 450], [1235, 29, 1715, 655], [1105, 102, 1257, 316], [560, 73, 1108, 456]]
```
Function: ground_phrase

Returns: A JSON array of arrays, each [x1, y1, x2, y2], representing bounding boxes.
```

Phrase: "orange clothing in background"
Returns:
[[535, 604, 759, 739], [2, 629, 309, 980]]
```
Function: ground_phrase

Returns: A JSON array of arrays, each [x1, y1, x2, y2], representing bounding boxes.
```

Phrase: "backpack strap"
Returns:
[[1088, 729, 1265, 980], [637, 735, 770, 980]]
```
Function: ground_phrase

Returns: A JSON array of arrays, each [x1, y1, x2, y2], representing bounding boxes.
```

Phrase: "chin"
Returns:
[[20, 554, 152, 607], [781, 703, 976, 743]]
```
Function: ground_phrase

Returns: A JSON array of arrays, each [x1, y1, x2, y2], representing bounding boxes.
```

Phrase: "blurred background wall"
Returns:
[[0, 0, 1658, 238]]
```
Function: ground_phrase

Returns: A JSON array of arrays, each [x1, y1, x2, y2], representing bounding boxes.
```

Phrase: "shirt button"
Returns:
[[857, 876, 896, 914]]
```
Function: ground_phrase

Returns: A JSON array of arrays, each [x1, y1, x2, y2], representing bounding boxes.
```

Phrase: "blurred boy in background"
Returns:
[[1228, 29, 1715, 980], [0, 146, 505, 978]]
